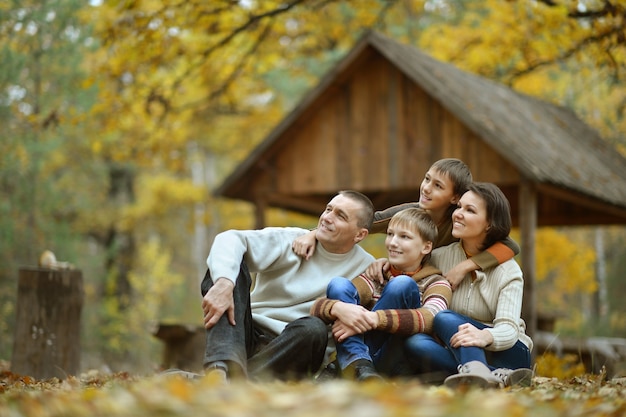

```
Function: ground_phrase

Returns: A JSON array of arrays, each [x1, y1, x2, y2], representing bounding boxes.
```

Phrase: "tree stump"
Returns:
[[11, 267, 84, 380]]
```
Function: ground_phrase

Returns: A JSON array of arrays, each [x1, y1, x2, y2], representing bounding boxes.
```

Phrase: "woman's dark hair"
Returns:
[[467, 182, 512, 251]]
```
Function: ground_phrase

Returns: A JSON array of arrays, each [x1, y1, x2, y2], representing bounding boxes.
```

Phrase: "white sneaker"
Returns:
[[444, 361, 501, 388], [491, 367, 534, 387], [158, 368, 203, 380]]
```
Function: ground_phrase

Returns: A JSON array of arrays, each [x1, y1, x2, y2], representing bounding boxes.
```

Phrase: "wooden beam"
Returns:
[[536, 183, 626, 221], [265, 194, 329, 217]]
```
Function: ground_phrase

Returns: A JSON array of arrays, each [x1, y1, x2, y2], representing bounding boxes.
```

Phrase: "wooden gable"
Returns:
[[219, 43, 520, 220], [216, 32, 626, 229]]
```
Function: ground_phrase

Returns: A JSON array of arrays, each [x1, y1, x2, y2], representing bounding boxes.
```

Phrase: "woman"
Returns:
[[404, 182, 533, 388]]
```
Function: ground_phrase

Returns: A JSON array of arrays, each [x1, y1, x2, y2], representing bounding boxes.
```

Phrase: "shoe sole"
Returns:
[[444, 374, 498, 389], [158, 368, 202, 380], [507, 369, 533, 387]]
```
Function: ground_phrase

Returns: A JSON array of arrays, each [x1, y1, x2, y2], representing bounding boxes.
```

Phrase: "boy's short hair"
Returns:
[[389, 208, 438, 258], [430, 158, 473, 197]]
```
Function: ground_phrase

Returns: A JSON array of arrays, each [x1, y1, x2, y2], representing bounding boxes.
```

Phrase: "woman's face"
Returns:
[[452, 191, 489, 242]]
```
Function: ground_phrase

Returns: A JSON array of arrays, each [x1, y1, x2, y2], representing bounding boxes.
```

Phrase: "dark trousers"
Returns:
[[200, 262, 328, 381]]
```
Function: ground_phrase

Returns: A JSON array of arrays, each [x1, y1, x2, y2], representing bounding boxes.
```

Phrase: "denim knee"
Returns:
[[384, 275, 418, 296], [433, 310, 470, 347], [405, 333, 432, 359], [327, 276, 357, 301], [433, 310, 462, 333], [376, 275, 420, 309]]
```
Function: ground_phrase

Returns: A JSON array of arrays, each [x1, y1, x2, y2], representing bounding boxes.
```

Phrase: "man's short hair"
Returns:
[[338, 190, 374, 231]]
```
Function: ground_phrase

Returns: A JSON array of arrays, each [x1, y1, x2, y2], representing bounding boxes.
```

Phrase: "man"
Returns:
[[201, 190, 375, 381]]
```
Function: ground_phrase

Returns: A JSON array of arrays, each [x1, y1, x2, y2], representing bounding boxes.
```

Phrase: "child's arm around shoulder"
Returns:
[[292, 229, 317, 260], [445, 237, 519, 290], [370, 202, 421, 234]]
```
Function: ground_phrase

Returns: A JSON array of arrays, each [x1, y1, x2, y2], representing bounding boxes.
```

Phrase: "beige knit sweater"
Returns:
[[431, 242, 533, 352]]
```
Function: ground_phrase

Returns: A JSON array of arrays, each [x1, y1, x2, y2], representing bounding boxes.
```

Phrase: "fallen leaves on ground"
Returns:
[[1, 366, 625, 417]]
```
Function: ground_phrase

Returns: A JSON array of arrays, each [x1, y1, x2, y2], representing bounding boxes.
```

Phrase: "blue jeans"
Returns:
[[326, 275, 421, 373], [200, 262, 328, 381], [404, 309, 531, 375]]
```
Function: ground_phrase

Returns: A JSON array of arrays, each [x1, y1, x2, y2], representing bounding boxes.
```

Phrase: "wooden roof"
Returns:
[[215, 31, 626, 226]]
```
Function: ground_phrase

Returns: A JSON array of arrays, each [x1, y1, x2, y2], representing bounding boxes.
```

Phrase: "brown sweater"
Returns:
[[310, 264, 452, 335], [370, 202, 519, 270]]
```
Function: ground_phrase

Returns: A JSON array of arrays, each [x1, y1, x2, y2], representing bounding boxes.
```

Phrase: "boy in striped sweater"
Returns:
[[310, 208, 452, 381]]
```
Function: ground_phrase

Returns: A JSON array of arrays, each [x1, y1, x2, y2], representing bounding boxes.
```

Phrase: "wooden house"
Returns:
[[214, 31, 626, 343]]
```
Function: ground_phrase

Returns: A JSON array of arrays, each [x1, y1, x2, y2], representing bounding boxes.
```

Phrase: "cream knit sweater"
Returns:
[[207, 227, 375, 336], [431, 242, 533, 352]]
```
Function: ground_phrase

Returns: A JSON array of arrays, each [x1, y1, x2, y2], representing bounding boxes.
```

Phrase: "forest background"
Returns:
[[1, 0, 625, 375]]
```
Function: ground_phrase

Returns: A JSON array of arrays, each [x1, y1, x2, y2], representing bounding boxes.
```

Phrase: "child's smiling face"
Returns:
[[419, 168, 459, 216], [385, 224, 432, 273]]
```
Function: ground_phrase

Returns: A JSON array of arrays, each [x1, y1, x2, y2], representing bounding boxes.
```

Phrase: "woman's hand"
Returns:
[[449, 323, 493, 348]]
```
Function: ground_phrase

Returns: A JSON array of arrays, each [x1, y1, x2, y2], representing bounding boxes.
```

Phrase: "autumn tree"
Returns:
[[0, 0, 101, 359], [413, 0, 626, 150]]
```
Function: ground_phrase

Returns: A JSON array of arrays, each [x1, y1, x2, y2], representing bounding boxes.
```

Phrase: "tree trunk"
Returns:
[[11, 267, 84, 380]]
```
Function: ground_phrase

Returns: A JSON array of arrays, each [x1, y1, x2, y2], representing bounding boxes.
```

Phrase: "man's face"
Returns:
[[315, 194, 368, 254]]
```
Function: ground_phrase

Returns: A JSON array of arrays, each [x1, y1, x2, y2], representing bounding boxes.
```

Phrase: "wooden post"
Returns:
[[11, 267, 84, 380], [519, 179, 537, 343], [254, 197, 267, 229]]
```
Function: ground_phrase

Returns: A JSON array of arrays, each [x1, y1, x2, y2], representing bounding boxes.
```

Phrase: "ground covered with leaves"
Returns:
[[1, 365, 625, 417]]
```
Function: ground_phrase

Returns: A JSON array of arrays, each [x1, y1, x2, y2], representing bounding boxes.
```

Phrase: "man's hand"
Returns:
[[202, 278, 236, 329], [445, 258, 478, 290], [364, 258, 389, 284], [330, 302, 378, 342]]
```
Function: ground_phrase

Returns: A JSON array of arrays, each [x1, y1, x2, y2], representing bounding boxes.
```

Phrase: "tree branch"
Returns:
[[505, 26, 624, 84], [537, 0, 623, 19]]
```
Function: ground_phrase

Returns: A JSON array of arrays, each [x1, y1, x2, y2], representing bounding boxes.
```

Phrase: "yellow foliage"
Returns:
[[535, 228, 597, 296], [120, 174, 207, 231], [535, 352, 587, 379], [128, 238, 184, 322]]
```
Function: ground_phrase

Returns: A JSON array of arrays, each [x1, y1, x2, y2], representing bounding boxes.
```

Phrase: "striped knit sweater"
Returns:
[[310, 264, 452, 335]]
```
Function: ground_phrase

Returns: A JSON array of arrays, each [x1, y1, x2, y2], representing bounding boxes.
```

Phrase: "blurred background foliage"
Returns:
[[0, 0, 625, 373]]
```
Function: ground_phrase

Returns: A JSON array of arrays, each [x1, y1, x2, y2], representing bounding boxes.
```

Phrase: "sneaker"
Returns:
[[158, 368, 203, 380], [491, 367, 534, 387], [444, 361, 501, 389], [204, 361, 229, 384]]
